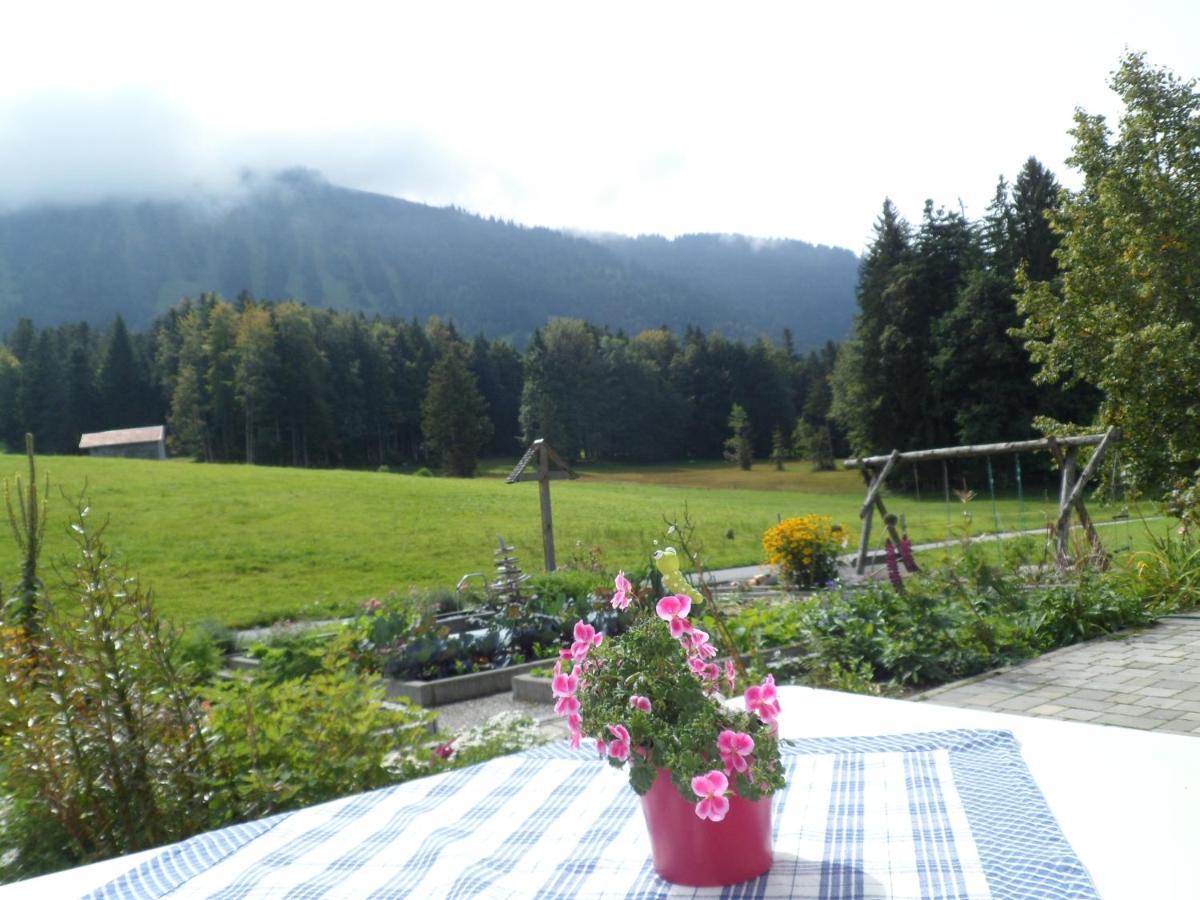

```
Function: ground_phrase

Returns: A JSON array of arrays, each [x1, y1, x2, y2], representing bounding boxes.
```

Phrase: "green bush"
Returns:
[[204, 669, 434, 824], [175, 620, 233, 684], [0, 500, 212, 877], [761, 549, 1151, 694], [1121, 532, 1200, 614]]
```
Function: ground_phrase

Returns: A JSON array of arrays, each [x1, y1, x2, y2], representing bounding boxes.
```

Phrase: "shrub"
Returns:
[[175, 620, 233, 684], [0, 500, 212, 875], [248, 629, 362, 684], [762, 515, 847, 588], [204, 669, 435, 824], [1120, 532, 1200, 614]]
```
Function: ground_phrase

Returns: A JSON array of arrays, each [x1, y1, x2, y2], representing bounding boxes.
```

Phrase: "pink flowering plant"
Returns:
[[552, 551, 786, 821]]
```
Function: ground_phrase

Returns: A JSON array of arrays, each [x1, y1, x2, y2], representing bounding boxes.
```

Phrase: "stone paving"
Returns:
[[914, 615, 1200, 736]]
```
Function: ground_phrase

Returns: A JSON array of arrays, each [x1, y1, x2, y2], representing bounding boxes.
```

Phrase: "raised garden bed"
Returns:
[[384, 657, 557, 707]]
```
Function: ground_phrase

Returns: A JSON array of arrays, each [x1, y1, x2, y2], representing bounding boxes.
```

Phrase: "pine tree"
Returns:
[[63, 344, 100, 450], [97, 316, 153, 430], [724, 403, 752, 470], [233, 306, 279, 465], [18, 331, 68, 452], [770, 427, 787, 471], [421, 346, 493, 477]]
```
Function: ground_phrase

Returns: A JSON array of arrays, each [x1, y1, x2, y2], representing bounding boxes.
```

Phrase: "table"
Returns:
[[5, 686, 1198, 898]]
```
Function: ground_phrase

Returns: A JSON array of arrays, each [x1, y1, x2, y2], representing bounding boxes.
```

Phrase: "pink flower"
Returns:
[[744, 675, 781, 726], [567, 712, 583, 748], [655, 594, 693, 639], [612, 570, 632, 610], [433, 740, 455, 759], [606, 724, 631, 762], [691, 770, 731, 822], [688, 657, 707, 677], [684, 628, 717, 659], [717, 729, 755, 775], [596, 737, 608, 757], [724, 660, 737, 695], [629, 695, 652, 712], [551, 668, 579, 700], [571, 621, 604, 661], [554, 694, 580, 718]]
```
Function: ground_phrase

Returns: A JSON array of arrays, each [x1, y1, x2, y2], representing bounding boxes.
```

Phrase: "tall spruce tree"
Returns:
[[97, 316, 154, 430], [233, 306, 279, 465], [421, 345, 492, 477], [724, 403, 753, 470]]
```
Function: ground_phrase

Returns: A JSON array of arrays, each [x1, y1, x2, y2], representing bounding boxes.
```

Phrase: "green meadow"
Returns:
[[0, 454, 1161, 628]]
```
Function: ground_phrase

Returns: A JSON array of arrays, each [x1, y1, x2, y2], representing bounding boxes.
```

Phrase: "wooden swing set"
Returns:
[[843, 427, 1121, 573]]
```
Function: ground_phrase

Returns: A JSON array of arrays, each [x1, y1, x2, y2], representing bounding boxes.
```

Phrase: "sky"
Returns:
[[0, 1, 1196, 254]]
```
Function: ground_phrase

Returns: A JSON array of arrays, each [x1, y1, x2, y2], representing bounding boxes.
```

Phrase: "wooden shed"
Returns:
[[79, 426, 167, 460]]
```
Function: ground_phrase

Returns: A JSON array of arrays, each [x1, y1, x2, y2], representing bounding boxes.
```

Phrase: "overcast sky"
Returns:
[[0, 1, 1195, 253]]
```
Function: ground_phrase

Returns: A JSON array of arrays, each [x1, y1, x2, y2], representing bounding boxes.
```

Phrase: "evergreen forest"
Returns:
[[0, 155, 1094, 479]]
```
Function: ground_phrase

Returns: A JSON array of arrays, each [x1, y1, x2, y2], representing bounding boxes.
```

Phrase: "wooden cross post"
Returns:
[[855, 449, 901, 573], [1050, 426, 1118, 569], [504, 439, 578, 573]]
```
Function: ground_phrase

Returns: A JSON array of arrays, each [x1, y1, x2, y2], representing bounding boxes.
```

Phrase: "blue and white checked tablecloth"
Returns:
[[86, 729, 1096, 899]]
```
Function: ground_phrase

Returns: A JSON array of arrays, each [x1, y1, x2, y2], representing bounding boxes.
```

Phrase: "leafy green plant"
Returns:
[[174, 622, 228, 684], [0, 496, 212, 875], [204, 669, 435, 824], [248, 630, 362, 684], [756, 546, 1151, 695], [1025, 576, 1150, 650]]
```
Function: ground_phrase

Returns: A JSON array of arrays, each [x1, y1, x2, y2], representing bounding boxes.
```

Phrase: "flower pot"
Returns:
[[639, 767, 773, 887]]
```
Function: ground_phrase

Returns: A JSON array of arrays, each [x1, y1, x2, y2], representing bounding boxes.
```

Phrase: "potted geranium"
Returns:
[[551, 549, 786, 887]]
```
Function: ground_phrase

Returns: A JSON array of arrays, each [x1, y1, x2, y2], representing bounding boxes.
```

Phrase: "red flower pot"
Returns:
[[639, 767, 773, 887]]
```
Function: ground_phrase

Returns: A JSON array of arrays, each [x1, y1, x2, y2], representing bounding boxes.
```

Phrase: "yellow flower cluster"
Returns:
[[762, 515, 847, 588]]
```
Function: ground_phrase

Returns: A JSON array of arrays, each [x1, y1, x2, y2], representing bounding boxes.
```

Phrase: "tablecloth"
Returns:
[[86, 729, 1096, 899]]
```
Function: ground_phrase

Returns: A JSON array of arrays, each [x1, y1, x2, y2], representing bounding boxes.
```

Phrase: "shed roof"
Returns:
[[79, 426, 166, 449]]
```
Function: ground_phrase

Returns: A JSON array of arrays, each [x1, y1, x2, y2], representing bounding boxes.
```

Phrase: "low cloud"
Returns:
[[0, 88, 471, 212]]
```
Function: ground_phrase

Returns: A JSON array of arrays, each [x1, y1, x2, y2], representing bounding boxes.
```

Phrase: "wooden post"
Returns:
[[537, 442, 556, 572], [505, 438, 577, 575], [1056, 447, 1077, 565], [854, 469, 876, 576]]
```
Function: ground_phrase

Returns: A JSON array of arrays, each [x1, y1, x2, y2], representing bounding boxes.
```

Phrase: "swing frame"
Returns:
[[843, 428, 1120, 573]]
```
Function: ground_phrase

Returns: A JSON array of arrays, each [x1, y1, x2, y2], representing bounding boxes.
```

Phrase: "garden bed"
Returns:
[[385, 657, 555, 707]]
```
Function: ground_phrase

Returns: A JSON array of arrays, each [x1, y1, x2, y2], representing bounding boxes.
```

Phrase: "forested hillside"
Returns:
[[0, 170, 858, 346], [0, 156, 1106, 480]]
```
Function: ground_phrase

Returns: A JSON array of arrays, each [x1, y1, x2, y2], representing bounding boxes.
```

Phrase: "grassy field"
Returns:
[[0, 453, 1161, 628]]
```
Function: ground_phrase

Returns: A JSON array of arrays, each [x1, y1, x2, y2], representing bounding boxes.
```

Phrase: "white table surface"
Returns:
[[7, 685, 1198, 899]]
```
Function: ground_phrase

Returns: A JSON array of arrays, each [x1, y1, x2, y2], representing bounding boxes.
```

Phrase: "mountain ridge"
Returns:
[[0, 170, 859, 346]]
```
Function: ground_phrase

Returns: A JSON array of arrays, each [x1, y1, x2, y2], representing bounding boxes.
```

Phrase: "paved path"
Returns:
[[914, 615, 1200, 736]]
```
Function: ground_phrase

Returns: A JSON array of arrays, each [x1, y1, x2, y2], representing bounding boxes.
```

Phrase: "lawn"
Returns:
[[0, 453, 1158, 628]]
